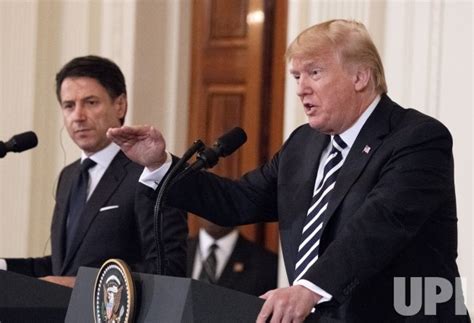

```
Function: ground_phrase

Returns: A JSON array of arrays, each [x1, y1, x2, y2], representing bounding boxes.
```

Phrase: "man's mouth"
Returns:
[[75, 128, 92, 135], [304, 103, 317, 113]]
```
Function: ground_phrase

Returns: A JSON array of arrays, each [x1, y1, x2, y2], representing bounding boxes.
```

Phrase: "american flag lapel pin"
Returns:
[[363, 145, 371, 154], [233, 262, 244, 272]]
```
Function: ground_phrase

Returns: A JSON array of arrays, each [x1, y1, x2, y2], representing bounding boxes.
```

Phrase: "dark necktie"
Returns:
[[66, 158, 96, 250], [294, 135, 347, 282], [198, 243, 218, 284]]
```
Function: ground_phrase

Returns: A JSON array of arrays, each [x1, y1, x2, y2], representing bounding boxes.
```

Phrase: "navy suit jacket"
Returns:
[[166, 95, 468, 322], [7, 151, 187, 277], [187, 235, 277, 296]]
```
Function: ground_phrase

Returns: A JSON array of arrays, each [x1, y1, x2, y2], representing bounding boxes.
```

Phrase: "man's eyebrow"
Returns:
[[61, 95, 100, 105], [83, 95, 99, 100], [302, 60, 322, 68]]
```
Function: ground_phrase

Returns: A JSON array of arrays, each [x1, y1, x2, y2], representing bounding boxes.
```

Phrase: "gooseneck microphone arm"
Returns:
[[152, 139, 205, 275], [152, 127, 247, 275]]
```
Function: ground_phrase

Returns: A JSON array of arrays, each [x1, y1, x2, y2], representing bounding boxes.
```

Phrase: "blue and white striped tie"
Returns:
[[294, 135, 347, 282]]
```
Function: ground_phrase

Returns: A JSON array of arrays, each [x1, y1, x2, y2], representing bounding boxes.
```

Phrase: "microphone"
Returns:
[[188, 127, 247, 172], [152, 127, 246, 275], [0, 131, 38, 158]]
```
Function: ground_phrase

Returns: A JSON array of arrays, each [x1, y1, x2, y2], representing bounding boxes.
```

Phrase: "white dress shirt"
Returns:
[[191, 229, 239, 280], [83, 142, 121, 200]]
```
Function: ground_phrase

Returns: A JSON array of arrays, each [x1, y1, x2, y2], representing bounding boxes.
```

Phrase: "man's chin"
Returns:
[[74, 140, 97, 153], [308, 120, 323, 131], [308, 121, 333, 135]]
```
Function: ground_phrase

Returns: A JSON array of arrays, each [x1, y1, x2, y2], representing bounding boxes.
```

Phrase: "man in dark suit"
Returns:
[[108, 20, 469, 322], [188, 218, 277, 296], [0, 56, 187, 287]]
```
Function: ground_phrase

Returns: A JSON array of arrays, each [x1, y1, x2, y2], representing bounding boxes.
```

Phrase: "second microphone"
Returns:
[[189, 127, 247, 172]]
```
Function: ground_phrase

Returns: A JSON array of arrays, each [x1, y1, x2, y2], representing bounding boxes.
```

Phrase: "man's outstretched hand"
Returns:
[[107, 125, 167, 170]]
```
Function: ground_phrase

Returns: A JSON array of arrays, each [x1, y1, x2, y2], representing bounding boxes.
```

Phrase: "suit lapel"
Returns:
[[218, 236, 245, 286], [61, 152, 129, 273], [322, 95, 394, 230]]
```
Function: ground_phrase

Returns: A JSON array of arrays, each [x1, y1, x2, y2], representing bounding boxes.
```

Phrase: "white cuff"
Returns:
[[139, 152, 173, 190], [0, 259, 7, 270], [294, 279, 332, 304]]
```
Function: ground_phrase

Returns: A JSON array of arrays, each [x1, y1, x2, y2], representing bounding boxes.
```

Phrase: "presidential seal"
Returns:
[[93, 259, 135, 323]]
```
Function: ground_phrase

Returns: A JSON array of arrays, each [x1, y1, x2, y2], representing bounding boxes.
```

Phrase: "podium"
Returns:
[[66, 266, 264, 322], [0, 270, 72, 322]]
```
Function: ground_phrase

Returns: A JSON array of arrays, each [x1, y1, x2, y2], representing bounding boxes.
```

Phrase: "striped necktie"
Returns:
[[294, 135, 347, 282], [199, 243, 218, 284]]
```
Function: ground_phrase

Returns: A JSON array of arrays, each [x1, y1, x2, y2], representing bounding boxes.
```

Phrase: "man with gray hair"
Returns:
[[108, 20, 468, 322]]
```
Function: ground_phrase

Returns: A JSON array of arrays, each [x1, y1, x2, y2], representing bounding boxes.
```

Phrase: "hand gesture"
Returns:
[[107, 125, 167, 170]]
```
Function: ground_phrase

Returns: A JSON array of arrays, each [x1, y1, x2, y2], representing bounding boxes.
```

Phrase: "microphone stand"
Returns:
[[152, 140, 204, 275], [152, 127, 246, 275]]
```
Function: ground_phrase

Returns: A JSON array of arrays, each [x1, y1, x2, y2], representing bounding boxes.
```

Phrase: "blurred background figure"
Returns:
[[187, 218, 277, 296]]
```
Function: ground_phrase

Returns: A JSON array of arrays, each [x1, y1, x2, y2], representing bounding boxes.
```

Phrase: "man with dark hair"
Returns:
[[54, 55, 127, 125], [108, 20, 469, 322], [0, 55, 187, 287]]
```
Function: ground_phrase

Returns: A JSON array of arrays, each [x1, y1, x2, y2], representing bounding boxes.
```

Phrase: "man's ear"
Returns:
[[353, 66, 371, 92], [114, 94, 127, 120]]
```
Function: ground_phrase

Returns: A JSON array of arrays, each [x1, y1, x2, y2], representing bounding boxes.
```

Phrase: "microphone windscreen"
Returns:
[[216, 127, 247, 157], [11, 131, 38, 152]]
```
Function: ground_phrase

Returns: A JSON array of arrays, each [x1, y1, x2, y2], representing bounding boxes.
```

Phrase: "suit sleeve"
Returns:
[[165, 152, 282, 227], [6, 256, 53, 277]]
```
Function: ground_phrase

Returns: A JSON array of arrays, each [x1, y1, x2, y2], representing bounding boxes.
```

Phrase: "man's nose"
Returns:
[[71, 104, 86, 121], [296, 75, 311, 97]]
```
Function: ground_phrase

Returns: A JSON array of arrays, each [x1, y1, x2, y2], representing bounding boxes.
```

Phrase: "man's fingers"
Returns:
[[107, 127, 129, 143], [269, 301, 284, 323], [107, 127, 143, 145], [259, 289, 274, 299], [256, 296, 274, 323], [256, 313, 270, 323]]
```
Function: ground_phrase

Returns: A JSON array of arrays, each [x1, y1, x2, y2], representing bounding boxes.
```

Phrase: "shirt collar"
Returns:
[[80, 142, 120, 169], [199, 228, 239, 257], [337, 95, 381, 150]]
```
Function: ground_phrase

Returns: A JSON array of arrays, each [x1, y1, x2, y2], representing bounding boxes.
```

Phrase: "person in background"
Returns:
[[108, 20, 469, 322], [0, 55, 187, 287], [188, 218, 277, 296]]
